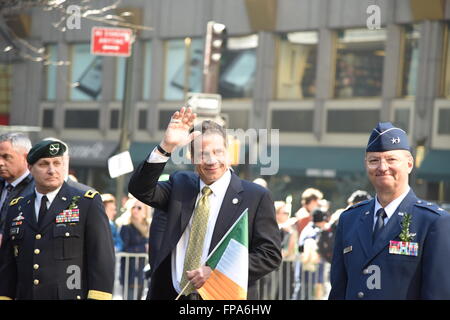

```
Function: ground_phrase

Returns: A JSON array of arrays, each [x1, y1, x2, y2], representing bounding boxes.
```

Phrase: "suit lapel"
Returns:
[[39, 183, 71, 231], [366, 189, 417, 264], [209, 172, 244, 253], [356, 200, 375, 259], [20, 193, 38, 232], [179, 174, 200, 236]]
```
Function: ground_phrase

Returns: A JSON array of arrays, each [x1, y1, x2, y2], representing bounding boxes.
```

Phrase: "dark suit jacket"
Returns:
[[0, 174, 34, 235], [128, 161, 282, 300], [148, 209, 167, 274], [329, 189, 450, 300], [66, 177, 93, 192], [0, 182, 115, 300]]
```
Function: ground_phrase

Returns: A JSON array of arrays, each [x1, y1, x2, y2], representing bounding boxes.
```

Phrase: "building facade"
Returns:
[[1, 0, 450, 210]]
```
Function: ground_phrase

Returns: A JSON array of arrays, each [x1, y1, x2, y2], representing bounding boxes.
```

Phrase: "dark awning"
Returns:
[[67, 140, 117, 167], [417, 149, 450, 182], [270, 146, 366, 177], [129, 143, 367, 177]]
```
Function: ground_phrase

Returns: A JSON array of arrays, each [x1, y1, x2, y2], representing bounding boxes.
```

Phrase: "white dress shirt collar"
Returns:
[[199, 168, 232, 198], [8, 170, 30, 188], [374, 186, 411, 223], [35, 186, 63, 208]]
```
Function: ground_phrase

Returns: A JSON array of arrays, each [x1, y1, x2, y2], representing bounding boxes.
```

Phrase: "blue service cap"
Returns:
[[366, 122, 410, 152]]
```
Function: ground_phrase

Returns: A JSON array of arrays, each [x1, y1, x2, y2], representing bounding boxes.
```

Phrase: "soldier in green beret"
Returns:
[[0, 140, 115, 300]]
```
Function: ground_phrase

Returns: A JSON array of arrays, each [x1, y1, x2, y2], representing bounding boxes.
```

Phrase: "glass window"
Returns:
[[164, 38, 203, 101], [272, 110, 313, 132], [65, 110, 99, 129], [70, 44, 103, 101], [45, 44, 58, 100], [138, 110, 147, 130], [275, 31, 318, 99], [143, 41, 152, 100], [110, 109, 120, 129], [219, 35, 258, 99], [438, 109, 450, 134], [334, 28, 386, 98], [42, 109, 54, 128], [327, 110, 380, 133], [401, 24, 420, 97], [115, 57, 126, 101], [159, 110, 177, 130]]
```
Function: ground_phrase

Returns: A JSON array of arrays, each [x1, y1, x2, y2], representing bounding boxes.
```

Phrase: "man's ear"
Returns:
[[407, 155, 414, 174]]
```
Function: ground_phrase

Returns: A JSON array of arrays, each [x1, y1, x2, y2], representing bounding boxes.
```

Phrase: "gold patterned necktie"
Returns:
[[180, 186, 213, 295]]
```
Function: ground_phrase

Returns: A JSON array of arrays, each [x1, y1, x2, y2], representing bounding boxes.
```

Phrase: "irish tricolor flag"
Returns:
[[198, 208, 249, 300]]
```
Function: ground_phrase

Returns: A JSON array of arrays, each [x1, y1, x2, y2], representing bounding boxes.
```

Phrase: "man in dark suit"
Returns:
[[0, 139, 115, 300], [329, 122, 450, 300], [128, 107, 281, 300], [0, 133, 35, 247]]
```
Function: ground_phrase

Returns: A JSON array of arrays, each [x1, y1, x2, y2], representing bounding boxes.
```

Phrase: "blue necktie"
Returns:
[[373, 208, 387, 243]]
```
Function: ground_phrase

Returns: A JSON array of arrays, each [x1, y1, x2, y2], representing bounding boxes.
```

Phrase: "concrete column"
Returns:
[[380, 24, 402, 121], [251, 31, 275, 130], [413, 21, 445, 149], [314, 0, 333, 140], [148, 38, 164, 137]]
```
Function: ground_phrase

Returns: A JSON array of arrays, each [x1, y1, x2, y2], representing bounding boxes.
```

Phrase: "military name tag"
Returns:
[[56, 209, 80, 223], [343, 246, 352, 254], [389, 240, 418, 256]]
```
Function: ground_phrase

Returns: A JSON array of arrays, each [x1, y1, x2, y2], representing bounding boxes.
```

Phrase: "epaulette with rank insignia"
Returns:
[[9, 196, 24, 206], [414, 200, 448, 216], [347, 199, 371, 210], [84, 190, 99, 199]]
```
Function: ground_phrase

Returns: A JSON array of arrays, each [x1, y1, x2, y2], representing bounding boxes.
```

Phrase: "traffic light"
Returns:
[[203, 21, 227, 93]]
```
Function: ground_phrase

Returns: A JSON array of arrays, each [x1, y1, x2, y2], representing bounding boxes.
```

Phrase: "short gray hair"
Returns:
[[0, 132, 32, 152]]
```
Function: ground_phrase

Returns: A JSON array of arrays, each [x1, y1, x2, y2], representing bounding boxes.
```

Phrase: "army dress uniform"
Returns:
[[0, 184, 115, 300]]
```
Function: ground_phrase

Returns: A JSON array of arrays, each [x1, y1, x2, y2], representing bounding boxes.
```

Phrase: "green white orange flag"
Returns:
[[197, 208, 249, 300]]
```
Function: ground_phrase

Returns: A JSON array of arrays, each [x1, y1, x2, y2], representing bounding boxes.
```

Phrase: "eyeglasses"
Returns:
[[365, 157, 403, 169], [132, 206, 143, 210]]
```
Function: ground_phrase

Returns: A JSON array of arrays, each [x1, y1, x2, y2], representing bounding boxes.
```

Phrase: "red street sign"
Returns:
[[91, 27, 133, 57]]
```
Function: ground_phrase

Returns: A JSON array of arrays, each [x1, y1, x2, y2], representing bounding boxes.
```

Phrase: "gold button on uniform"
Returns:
[[65, 232, 70, 237], [33, 279, 39, 285], [35, 234, 41, 240], [33, 264, 39, 270], [34, 249, 40, 255]]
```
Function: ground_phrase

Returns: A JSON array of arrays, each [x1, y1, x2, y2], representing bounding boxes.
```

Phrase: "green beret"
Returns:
[[27, 140, 67, 165]]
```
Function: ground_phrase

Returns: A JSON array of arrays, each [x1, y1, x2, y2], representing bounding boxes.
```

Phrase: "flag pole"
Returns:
[[173, 208, 248, 300], [175, 283, 191, 300]]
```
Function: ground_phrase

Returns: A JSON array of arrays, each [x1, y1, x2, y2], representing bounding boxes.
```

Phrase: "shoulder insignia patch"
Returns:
[[414, 200, 447, 215], [9, 197, 24, 206], [348, 199, 371, 210], [84, 190, 99, 199]]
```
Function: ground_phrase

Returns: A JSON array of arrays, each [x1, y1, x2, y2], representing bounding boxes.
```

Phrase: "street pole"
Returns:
[[115, 34, 135, 215]]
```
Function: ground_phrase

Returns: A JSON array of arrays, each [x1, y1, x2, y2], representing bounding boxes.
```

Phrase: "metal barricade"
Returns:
[[259, 259, 331, 300], [114, 252, 149, 300], [114, 254, 330, 300]]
